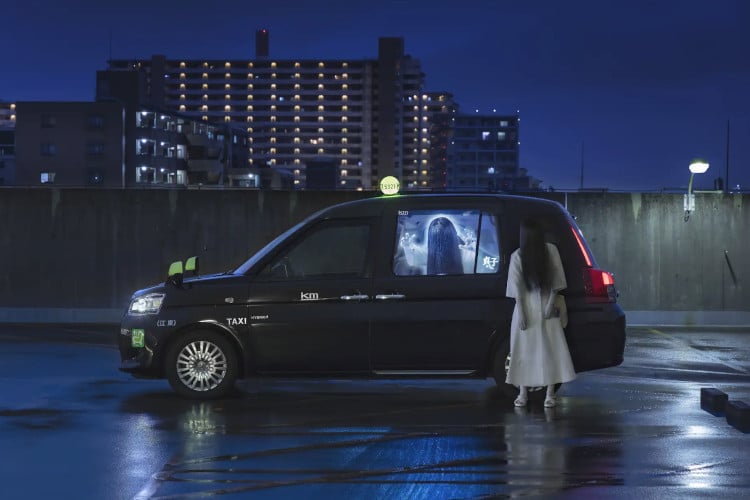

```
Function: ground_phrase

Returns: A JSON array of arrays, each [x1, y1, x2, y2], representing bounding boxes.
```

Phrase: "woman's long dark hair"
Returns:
[[427, 217, 464, 275], [520, 218, 550, 291]]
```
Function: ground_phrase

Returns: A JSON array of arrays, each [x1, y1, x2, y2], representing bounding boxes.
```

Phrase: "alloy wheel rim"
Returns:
[[176, 340, 228, 392]]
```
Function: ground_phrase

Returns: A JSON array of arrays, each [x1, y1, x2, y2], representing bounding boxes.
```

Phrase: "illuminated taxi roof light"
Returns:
[[379, 176, 400, 196]]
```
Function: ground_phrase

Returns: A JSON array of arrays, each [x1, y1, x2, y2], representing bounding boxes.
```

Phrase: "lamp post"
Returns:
[[684, 158, 709, 221]]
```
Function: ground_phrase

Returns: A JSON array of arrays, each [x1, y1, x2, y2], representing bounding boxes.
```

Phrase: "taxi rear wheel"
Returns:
[[166, 330, 238, 399], [491, 340, 560, 399], [492, 340, 519, 398]]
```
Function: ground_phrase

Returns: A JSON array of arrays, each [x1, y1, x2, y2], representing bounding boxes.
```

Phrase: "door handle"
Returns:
[[340, 294, 369, 301], [375, 294, 406, 300]]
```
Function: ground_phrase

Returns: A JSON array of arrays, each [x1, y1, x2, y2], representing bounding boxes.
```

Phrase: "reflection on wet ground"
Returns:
[[0, 327, 749, 499]]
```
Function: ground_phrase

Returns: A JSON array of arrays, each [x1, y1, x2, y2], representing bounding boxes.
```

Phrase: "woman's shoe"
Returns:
[[543, 396, 557, 408], [514, 395, 527, 407]]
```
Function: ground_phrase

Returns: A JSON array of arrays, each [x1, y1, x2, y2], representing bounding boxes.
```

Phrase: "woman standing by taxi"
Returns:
[[505, 218, 576, 408]]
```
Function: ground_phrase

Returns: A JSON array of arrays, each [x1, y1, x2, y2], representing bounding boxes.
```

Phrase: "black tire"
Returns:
[[491, 339, 519, 399], [166, 330, 238, 399], [491, 338, 560, 399]]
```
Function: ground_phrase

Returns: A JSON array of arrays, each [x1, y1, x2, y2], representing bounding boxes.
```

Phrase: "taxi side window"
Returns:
[[260, 223, 370, 280], [393, 209, 500, 276]]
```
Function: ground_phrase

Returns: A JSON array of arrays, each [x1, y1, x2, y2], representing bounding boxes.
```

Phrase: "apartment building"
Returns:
[[446, 113, 535, 191], [14, 100, 248, 188], [0, 101, 16, 186], [105, 35, 455, 190]]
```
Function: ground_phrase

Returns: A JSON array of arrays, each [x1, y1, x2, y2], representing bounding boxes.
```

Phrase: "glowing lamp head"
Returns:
[[689, 159, 710, 174], [379, 176, 400, 196]]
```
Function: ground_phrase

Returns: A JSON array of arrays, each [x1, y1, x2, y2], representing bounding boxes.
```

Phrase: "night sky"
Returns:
[[3, 0, 748, 192]]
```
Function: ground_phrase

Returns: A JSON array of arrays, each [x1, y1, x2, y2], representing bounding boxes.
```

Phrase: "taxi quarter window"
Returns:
[[260, 222, 370, 280], [393, 209, 500, 276]]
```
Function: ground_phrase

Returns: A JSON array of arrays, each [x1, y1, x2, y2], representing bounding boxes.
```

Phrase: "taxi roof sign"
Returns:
[[379, 176, 400, 196]]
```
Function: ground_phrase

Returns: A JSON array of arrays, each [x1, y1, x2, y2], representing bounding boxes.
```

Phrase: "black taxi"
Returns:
[[119, 193, 626, 399]]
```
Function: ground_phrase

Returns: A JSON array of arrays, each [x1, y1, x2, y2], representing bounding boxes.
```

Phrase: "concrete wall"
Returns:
[[0, 188, 747, 325]]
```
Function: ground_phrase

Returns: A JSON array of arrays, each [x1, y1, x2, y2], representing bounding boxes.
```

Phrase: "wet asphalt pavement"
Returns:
[[0, 325, 749, 499]]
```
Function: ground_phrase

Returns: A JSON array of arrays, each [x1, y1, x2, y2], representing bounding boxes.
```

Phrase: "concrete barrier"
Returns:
[[1, 188, 747, 325]]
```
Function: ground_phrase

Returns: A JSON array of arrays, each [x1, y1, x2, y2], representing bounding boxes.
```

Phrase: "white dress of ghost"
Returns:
[[505, 243, 577, 387]]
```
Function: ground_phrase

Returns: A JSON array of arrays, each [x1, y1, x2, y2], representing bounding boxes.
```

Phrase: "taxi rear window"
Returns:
[[393, 209, 500, 276]]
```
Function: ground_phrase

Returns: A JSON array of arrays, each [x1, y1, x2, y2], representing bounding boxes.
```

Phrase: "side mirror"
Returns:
[[185, 256, 199, 276], [168, 260, 184, 287]]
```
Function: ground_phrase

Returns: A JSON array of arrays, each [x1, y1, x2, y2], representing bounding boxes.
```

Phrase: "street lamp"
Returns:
[[684, 158, 710, 221]]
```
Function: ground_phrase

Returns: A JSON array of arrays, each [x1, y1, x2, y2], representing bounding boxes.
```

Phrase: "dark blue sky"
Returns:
[[3, 0, 749, 191]]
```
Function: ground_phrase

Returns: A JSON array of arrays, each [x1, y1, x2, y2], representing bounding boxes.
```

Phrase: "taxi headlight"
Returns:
[[128, 293, 165, 315]]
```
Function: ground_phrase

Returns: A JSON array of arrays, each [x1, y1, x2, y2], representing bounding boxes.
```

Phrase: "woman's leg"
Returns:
[[544, 385, 557, 407], [514, 386, 528, 406]]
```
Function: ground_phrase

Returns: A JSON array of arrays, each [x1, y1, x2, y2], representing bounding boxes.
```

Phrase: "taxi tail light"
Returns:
[[583, 268, 617, 303], [569, 221, 617, 303]]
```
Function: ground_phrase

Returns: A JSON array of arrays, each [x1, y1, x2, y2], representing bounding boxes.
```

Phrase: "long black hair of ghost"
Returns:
[[427, 217, 464, 275], [519, 218, 551, 291]]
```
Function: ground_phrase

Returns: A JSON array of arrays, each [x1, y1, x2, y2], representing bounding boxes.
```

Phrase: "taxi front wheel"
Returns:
[[166, 330, 238, 399]]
